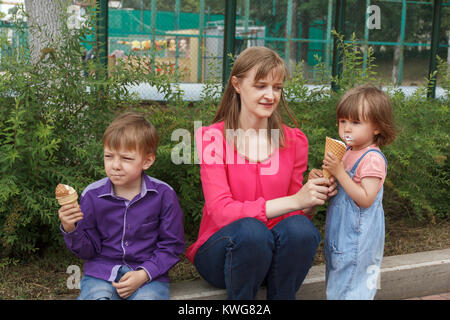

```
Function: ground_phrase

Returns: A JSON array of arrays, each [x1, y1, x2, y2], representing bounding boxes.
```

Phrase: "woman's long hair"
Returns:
[[213, 46, 297, 148]]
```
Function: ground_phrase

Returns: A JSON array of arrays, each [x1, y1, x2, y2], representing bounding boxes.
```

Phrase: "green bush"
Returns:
[[0, 21, 448, 258], [283, 36, 449, 223], [0, 10, 176, 257]]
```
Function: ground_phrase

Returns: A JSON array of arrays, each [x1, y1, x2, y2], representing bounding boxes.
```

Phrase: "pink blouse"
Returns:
[[186, 121, 310, 262]]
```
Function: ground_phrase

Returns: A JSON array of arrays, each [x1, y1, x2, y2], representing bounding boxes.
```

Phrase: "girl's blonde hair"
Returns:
[[336, 84, 396, 146], [103, 112, 159, 156], [213, 46, 296, 147]]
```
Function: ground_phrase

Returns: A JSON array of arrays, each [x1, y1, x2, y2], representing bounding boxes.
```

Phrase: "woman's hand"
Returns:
[[293, 178, 330, 209], [308, 168, 338, 199]]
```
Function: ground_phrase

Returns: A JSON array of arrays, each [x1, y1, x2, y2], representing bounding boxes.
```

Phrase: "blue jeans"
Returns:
[[78, 265, 170, 300], [194, 216, 321, 300]]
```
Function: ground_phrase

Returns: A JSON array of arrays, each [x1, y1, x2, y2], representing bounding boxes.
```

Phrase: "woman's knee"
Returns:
[[273, 215, 321, 250], [230, 218, 274, 251]]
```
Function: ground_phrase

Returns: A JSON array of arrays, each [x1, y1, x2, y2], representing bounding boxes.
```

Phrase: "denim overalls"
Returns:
[[324, 148, 387, 300]]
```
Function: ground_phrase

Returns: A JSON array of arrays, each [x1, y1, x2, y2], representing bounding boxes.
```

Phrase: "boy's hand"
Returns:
[[322, 152, 345, 180], [112, 269, 150, 299], [58, 203, 84, 233]]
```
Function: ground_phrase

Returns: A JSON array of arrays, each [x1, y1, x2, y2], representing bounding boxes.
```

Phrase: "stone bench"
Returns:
[[170, 248, 450, 300]]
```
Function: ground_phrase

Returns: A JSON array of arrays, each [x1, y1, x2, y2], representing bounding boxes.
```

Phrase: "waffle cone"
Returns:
[[56, 192, 78, 206], [323, 136, 346, 178]]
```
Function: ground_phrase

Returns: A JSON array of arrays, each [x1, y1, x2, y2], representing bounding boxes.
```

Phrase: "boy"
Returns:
[[58, 112, 185, 300]]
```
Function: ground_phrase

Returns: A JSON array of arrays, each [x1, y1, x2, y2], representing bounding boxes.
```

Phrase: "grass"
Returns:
[[0, 215, 449, 300]]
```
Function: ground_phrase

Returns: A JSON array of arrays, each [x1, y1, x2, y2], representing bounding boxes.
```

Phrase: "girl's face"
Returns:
[[338, 113, 379, 151], [338, 99, 380, 151], [231, 65, 284, 127]]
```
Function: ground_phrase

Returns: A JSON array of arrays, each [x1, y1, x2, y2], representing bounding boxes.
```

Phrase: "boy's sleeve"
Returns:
[[60, 193, 102, 260], [137, 188, 185, 282]]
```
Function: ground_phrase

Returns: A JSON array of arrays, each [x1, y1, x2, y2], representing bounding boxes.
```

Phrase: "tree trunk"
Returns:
[[392, 33, 401, 85], [24, 0, 67, 64]]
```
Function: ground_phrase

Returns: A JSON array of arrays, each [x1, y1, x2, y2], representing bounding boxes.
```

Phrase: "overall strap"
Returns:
[[350, 149, 387, 174]]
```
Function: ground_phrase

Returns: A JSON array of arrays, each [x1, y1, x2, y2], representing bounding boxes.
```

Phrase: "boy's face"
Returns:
[[103, 146, 155, 190]]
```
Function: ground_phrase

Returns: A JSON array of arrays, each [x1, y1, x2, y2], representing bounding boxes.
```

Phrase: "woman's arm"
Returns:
[[266, 177, 330, 219]]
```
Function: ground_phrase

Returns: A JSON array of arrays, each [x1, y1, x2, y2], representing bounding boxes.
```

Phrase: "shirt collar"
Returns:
[[97, 173, 159, 199]]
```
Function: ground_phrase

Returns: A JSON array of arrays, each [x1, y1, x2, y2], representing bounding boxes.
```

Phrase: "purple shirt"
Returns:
[[61, 173, 185, 283]]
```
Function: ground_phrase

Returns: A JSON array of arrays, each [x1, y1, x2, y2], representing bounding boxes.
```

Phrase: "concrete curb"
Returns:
[[170, 248, 450, 300]]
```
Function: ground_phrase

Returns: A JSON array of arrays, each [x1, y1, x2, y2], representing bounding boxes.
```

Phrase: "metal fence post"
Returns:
[[362, 0, 370, 75], [325, 0, 333, 69], [222, 0, 237, 90], [331, 0, 346, 92], [397, 0, 407, 85], [175, 0, 180, 81], [427, 0, 443, 98], [96, 0, 108, 73], [198, 0, 205, 82]]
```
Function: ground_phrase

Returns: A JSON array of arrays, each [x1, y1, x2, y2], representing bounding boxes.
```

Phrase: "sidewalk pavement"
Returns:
[[406, 292, 450, 300]]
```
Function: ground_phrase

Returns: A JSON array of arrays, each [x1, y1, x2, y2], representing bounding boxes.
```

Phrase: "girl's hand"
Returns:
[[112, 269, 149, 299], [58, 203, 84, 233], [327, 177, 338, 197], [322, 152, 345, 179]]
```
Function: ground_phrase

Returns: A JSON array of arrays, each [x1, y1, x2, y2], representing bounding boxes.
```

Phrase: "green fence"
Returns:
[[0, 21, 28, 62], [1, 0, 449, 94]]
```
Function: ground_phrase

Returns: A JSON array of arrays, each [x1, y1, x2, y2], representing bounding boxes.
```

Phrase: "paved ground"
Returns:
[[406, 292, 450, 300]]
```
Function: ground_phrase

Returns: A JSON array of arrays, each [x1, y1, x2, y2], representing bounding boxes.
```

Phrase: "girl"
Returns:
[[322, 84, 396, 299], [186, 46, 337, 300]]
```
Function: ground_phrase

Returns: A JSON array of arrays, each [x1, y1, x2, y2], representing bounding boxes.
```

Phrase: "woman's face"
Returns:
[[231, 65, 284, 126]]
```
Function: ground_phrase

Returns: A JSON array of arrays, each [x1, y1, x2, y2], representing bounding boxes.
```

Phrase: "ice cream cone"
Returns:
[[55, 184, 78, 206], [323, 136, 347, 178]]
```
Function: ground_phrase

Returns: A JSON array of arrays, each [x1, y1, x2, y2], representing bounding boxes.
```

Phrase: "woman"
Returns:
[[186, 46, 336, 299]]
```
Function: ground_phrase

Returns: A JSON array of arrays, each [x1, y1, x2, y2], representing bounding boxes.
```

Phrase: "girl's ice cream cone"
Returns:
[[55, 184, 78, 206], [323, 137, 347, 178]]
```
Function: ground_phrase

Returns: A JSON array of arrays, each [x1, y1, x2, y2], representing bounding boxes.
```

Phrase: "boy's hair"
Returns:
[[336, 84, 396, 146], [103, 112, 158, 156]]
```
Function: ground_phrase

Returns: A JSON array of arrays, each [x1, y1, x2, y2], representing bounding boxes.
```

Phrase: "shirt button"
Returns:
[[125, 241, 129, 246]]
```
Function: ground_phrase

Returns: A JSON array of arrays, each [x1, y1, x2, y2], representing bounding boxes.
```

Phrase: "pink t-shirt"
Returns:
[[342, 145, 387, 190], [186, 121, 309, 262]]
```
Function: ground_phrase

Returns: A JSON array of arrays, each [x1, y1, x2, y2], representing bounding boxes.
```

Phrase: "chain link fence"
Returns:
[[0, 0, 449, 100]]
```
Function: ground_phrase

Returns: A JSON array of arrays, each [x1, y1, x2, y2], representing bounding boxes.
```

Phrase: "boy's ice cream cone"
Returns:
[[55, 184, 78, 206], [323, 137, 347, 178]]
